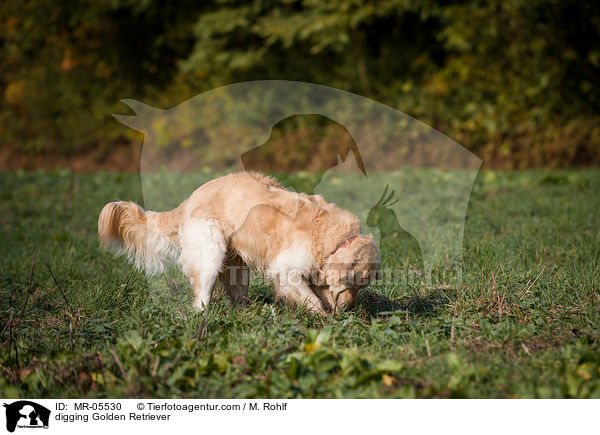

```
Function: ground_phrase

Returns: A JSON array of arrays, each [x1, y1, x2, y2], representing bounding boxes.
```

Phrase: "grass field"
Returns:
[[1, 169, 599, 398]]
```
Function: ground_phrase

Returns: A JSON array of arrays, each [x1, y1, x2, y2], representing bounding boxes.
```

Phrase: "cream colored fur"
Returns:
[[98, 172, 380, 315]]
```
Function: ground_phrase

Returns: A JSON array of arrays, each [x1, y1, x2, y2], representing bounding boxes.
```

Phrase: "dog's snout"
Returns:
[[333, 287, 356, 310]]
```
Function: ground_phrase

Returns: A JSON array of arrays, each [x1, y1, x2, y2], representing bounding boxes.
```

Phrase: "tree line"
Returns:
[[1, 0, 598, 167]]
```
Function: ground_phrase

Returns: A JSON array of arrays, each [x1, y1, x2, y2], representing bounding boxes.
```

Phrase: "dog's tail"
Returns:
[[98, 201, 181, 275]]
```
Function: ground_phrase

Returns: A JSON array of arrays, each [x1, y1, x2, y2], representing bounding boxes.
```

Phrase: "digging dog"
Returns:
[[98, 172, 380, 314]]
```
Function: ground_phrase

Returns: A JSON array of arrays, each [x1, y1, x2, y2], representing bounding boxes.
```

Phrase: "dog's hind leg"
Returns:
[[180, 219, 227, 310], [218, 253, 249, 305]]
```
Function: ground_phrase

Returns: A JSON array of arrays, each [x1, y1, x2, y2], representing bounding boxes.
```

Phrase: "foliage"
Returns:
[[0, 0, 203, 153], [0, 1, 599, 166], [0, 169, 599, 398]]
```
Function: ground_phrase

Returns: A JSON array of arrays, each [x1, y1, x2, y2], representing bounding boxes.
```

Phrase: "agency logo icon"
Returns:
[[3, 401, 50, 433], [114, 81, 481, 287]]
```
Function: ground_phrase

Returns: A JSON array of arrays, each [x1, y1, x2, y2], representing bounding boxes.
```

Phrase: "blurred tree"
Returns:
[[180, 0, 600, 167], [0, 0, 205, 153], [1, 0, 598, 167], [180, 0, 445, 96], [437, 0, 600, 166]]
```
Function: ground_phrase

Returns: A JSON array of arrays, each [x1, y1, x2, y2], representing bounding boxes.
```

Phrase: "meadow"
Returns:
[[1, 169, 599, 398]]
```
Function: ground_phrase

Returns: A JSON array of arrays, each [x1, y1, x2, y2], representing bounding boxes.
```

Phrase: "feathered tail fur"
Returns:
[[98, 201, 181, 275]]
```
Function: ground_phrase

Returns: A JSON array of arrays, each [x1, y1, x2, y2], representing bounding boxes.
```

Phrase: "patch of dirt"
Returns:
[[0, 142, 142, 172]]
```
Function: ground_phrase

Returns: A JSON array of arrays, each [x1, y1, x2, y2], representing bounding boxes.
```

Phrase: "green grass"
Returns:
[[1, 169, 599, 398]]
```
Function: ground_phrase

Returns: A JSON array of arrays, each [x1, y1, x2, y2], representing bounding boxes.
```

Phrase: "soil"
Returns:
[[0, 142, 142, 172]]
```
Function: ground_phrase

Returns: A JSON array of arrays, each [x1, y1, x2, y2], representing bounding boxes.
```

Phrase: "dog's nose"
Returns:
[[334, 288, 356, 310]]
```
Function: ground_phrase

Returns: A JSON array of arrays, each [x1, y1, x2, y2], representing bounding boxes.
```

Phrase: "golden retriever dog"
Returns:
[[98, 172, 380, 314]]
